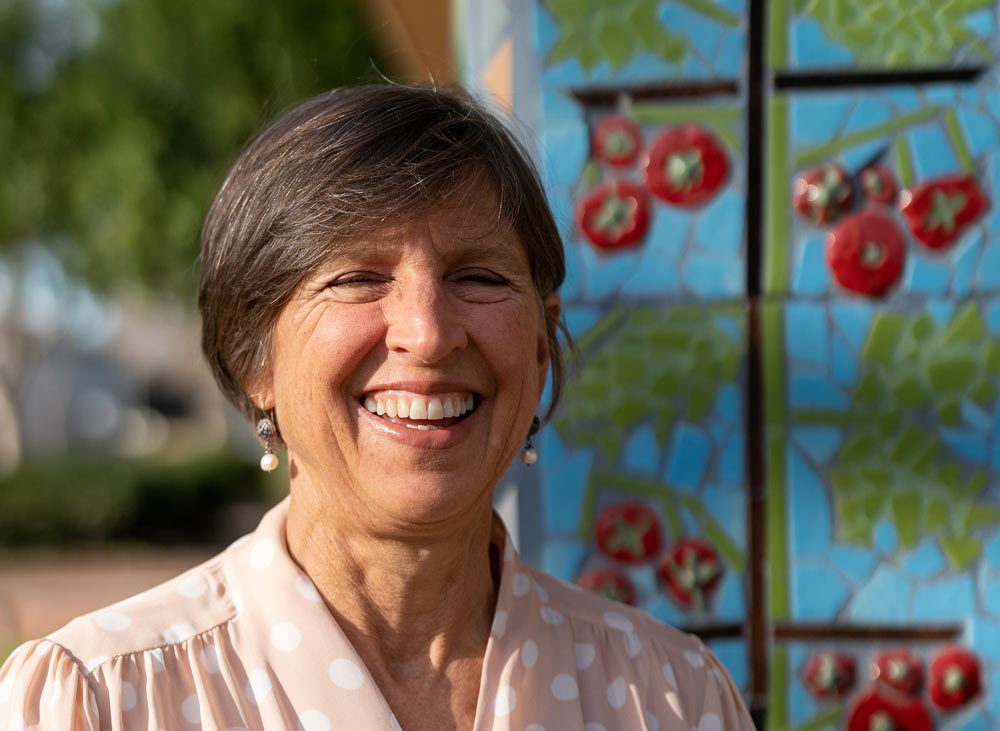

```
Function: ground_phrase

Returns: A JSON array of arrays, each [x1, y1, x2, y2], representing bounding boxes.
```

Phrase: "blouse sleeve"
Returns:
[[0, 639, 100, 731], [698, 644, 756, 731]]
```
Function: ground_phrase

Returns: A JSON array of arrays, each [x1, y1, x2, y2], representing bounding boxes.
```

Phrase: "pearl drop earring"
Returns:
[[520, 416, 540, 466], [257, 411, 279, 472]]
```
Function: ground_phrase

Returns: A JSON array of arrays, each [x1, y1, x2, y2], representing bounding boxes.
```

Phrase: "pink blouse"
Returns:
[[0, 498, 753, 730]]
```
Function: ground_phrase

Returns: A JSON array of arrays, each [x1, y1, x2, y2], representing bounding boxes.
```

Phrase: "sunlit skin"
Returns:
[[255, 189, 560, 731]]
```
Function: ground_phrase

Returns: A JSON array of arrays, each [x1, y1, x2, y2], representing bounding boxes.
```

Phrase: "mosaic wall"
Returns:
[[461, 0, 1000, 728]]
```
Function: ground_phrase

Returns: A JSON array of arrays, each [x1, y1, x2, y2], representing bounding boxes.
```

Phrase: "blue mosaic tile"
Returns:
[[626, 564, 659, 601], [716, 315, 741, 340], [790, 17, 854, 69], [624, 425, 660, 477], [902, 539, 946, 579], [716, 572, 745, 618], [881, 86, 922, 113], [924, 85, 959, 106], [828, 545, 878, 585], [694, 190, 743, 256], [790, 93, 854, 147], [991, 663, 1000, 719], [715, 30, 743, 77], [792, 233, 830, 296], [789, 372, 849, 410], [582, 247, 642, 299], [646, 595, 687, 627], [985, 530, 1000, 569], [912, 575, 976, 621], [830, 301, 874, 352], [849, 565, 912, 621], [842, 97, 893, 137], [702, 485, 746, 548], [718, 433, 744, 484], [979, 239, 1000, 290], [903, 254, 952, 295], [680, 505, 700, 535], [665, 422, 711, 489], [793, 561, 849, 619], [970, 616, 1000, 663], [541, 86, 582, 122], [791, 426, 842, 464], [927, 299, 957, 327], [682, 53, 712, 79], [540, 121, 589, 187], [955, 231, 984, 298], [540, 430, 593, 533], [623, 237, 684, 296], [682, 253, 744, 298], [957, 710, 992, 731], [874, 517, 898, 554], [909, 123, 961, 180], [841, 138, 889, 173], [541, 538, 587, 581], [707, 638, 748, 691], [964, 8, 996, 37], [831, 331, 859, 386], [659, 3, 722, 62], [940, 427, 990, 463], [988, 298, 1000, 334], [957, 107, 998, 157], [713, 383, 741, 426], [564, 305, 603, 340], [785, 302, 829, 366], [962, 399, 994, 433], [983, 579, 1000, 618], [788, 681, 818, 728], [788, 447, 831, 556]]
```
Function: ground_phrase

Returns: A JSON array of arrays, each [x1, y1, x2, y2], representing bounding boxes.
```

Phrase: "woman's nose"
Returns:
[[384, 277, 468, 363]]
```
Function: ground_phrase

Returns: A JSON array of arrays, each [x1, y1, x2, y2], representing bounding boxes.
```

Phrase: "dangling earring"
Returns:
[[256, 410, 279, 472], [520, 416, 540, 466]]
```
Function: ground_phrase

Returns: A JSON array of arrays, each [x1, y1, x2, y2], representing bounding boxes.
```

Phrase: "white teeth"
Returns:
[[363, 392, 476, 422], [409, 397, 428, 420], [405, 424, 441, 431], [386, 399, 397, 418], [396, 398, 409, 418], [365, 396, 377, 413], [376, 399, 386, 416], [465, 394, 474, 411], [443, 397, 455, 418], [427, 397, 444, 420]]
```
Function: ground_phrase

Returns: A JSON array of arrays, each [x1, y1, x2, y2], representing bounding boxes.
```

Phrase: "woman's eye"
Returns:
[[328, 274, 385, 287], [454, 270, 508, 286]]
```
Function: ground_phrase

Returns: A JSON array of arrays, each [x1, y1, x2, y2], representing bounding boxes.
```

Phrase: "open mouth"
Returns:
[[361, 392, 478, 431]]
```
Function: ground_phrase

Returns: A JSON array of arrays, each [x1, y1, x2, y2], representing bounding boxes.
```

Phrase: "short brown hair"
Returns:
[[198, 85, 567, 436]]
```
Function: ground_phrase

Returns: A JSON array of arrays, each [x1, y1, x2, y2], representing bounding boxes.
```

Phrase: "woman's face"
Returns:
[[261, 192, 560, 527]]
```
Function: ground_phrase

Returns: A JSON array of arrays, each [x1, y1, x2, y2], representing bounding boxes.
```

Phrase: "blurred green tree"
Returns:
[[0, 0, 383, 296]]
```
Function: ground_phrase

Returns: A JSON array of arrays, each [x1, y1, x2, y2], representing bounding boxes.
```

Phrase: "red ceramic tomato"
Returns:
[[576, 180, 650, 250], [900, 173, 988, 250], [657, 537, 723, 609], [576, 567, 637, 605], [826, 211, 905, 296], [594, 502, 662, 564], [593, 116, 642, 167], [846, 687, 933, 731], [644, 125, 728, 207], [873, 649, 923, 695], [803, 651, 856, 699], [861, 165, 897, 204], [929, 646, 981, 709], [794, 162, 853, 224]]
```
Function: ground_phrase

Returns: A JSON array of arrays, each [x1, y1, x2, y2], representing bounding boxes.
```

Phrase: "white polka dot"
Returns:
[[245, 668, 272, 705], [624, 631, 642, 658], [534, 582, 550, 602], [584, 724, 606, 731], [95, 611, 131, 632], [389, 714, 403, 731], [574, 643, 596, 670], [164, 624, 196, 644], [603, 611, 634, 632], [607, 676, 627, 709], [521, 640, 539, 668], [684, 649, 705, 668], [9, 711, 26, 731], [329, 658, 364, 690], [665, 690, 684, 720], [33, 640, 54, 656], [271, 621, 302, 652], [541, 606, 564, 625], [85, 655, 109, 673], [494, 685, 516, 716], [663, 662, 677, 689], [0, 675, 13, 703], [296, 575, 322, 602], [526, 725, 545, 731], [43, 679, 62, 708], [250, 539, 275, 569], [181, 694, 200, 723], [644, 710, 659, 731], [121, 681, 137, 711], [148, 648, 165, 672], [177, 575, 208, 598], [200, 645, 221, 674], [698, 712, 722, 731], [492, 610, 508, 638], [551, 673, 579, 701], [297, 710, 331, 731], [512, 572, 531, 596]]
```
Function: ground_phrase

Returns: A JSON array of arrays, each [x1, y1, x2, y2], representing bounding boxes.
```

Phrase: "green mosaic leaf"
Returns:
[[596, 17, 633, 70], [863, 313, 906, 367], [841, 431, 880, 462], [687, 381, 715, 421], [889, 376, 928, 408], [890, 425, 928, 466], [577, 42, 603, 72], [986, 342, 1000, 377], [611, 396, 647, 430], [963, 505, 1000, 532], [942, 302, 985, 345], [908, 312, 934, 342], [855, 371, 884, 402], [581, 159, 601, 188], [926, 354, 978, 393], [612, 352, 645, 382], [830, 468, 857, 494], [628, 0, 664, 51], [890, 492, 921, 548], [838, 495, 866, 525], [877, 409, 901, 436], [936, 398, 961, 427], [864, 491, 886, 522], [925, 497, 949, 534], [940, 536, 980, 570], [969, 378, 996, 407], [842, 522, 872, 545], [859, 465, 890, 490], [936, 463, 963, 493], [651, 370, 684, 397], [964, 470, 988, 498]]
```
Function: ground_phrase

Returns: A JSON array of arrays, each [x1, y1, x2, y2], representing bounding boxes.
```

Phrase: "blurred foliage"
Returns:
[[0, 0, 383, 296], [0, 451, 277, 546]]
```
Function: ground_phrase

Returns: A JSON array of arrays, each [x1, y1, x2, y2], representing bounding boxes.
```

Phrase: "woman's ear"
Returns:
[[538, 292, 562, 376]]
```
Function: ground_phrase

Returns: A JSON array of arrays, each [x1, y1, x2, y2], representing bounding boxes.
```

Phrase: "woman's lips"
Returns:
[[361, 391, 477, 430]]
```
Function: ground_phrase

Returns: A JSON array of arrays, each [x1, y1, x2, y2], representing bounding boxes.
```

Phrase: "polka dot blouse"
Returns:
[[0, 499, 754, 730]]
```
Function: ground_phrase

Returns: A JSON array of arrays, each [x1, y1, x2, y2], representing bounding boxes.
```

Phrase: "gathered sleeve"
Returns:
[[0, 639, 100, 731]]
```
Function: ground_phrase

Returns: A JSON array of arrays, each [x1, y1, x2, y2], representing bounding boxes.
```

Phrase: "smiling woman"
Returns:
[[0, 85, 754, 731]]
